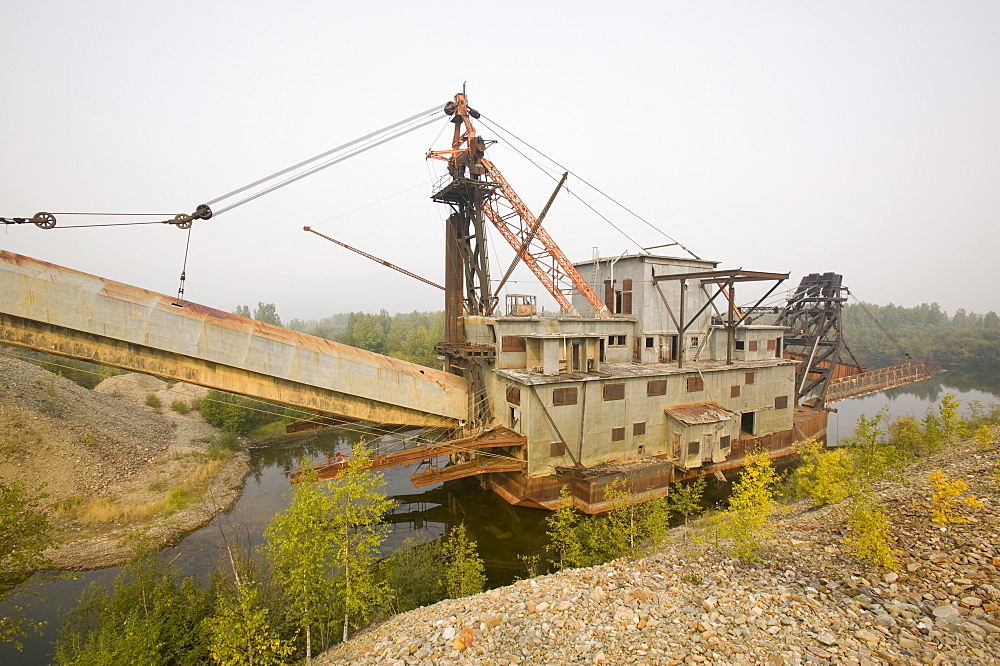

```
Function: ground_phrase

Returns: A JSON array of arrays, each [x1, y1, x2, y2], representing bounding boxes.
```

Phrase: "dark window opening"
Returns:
[[741, 411, 756, 435], [645, 337, 654, 348], [633, 422, 646, 436], [647, 379, 667, 396], [637, 444, 645, 455], [731, 385, 741, 398], [506, 385, 520, 405], [735, 340, 745, 351], [688, 441, 700, 456], [720, 435, 731, 450], [552, 387, 578, 406], [745, 372, 755, 385], [599, 338, 606, 362], [501, 336, 526, 352], [550, 441, 566, 457], [775, 395, 789, 409], [607, 335, 626, 347], [686, 376, 704, 392], [612, 427, 626, 442], [603, 383, 625, 401]]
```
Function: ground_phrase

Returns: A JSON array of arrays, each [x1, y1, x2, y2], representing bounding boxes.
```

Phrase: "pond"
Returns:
[[2, 372, 997, 665]]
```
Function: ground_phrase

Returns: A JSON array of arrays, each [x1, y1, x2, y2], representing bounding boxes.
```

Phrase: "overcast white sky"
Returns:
[[2, 1, 998, 321]]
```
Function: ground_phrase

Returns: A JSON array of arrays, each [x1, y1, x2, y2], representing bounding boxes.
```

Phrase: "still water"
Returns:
[[3, 373, 997, 664]]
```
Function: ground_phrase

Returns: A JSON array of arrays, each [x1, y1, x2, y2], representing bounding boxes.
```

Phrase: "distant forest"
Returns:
[[839, 302, 1000, 394], [287, 310, 445, 369]]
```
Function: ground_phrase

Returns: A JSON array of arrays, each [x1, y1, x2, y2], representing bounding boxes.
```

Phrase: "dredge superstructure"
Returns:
[[0, 89, 938, 512]]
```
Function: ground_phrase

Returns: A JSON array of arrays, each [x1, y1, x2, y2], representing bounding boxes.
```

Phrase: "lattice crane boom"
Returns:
[[428, 90, 610, 318]]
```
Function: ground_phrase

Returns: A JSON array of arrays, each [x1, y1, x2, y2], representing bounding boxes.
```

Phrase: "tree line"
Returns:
[[842, 301, 1000, 374]]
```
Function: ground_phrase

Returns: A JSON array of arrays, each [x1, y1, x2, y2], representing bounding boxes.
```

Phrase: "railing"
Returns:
[[825, 361, 940, 403]]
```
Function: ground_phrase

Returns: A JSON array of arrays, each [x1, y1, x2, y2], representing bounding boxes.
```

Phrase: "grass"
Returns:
[[169, 400, 191, 415], [145, 393, 162, 409], [52, 453, 231, 526]]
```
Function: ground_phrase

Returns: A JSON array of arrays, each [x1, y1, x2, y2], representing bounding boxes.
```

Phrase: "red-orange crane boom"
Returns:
[[428, 91, 610, 318]]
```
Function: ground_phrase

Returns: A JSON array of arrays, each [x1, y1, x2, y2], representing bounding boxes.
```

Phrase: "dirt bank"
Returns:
[[0, 355, 249, 569]]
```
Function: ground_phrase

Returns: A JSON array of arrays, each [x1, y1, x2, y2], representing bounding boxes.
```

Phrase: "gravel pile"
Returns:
[[320, 430, 1000, 665], [0, 355, 174, 498]]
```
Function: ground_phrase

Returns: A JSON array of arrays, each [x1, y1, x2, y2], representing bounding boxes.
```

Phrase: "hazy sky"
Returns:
[[2, 1, 998, 321]]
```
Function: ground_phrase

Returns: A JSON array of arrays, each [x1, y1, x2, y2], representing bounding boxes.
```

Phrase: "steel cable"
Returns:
[[480, 115, 701, 260]]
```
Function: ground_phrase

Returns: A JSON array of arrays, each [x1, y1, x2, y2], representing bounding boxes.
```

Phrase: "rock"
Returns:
[[817, 631, 837, 646]]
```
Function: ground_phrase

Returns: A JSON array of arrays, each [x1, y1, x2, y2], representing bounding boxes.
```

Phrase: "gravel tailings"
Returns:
[[0, 354, 249, 569], [320, 430, 1000, 665]]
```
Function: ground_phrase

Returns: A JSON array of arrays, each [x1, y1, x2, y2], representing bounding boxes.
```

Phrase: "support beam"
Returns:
[[0, 250, 468, 428]]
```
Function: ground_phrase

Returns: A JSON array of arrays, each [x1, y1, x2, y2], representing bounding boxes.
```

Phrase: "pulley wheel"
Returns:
[[174, 213, 193, 229], [33, 212, 56, 229]]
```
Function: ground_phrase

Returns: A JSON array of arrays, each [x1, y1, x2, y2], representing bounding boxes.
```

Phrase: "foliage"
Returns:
[[545, 486, 582, 570], [715, 453, 779, 562], [264, 460, 339, 661], [928, 469, 983, 524], [938, 395, 965, 440], [327, 444, 394, 642], [975, 425, 995, 450], [253, 303, 282, 326], [442, 523, 486, 599], [0, 481, 53, 650], [234, 303, 282, 326], [170, 400, 191, 415], [842, 302, 1000, 378], [145, 393, 162, 409], [203, 550, 293, 666], [55, 555, 212, 665], [787, 439, 855, 506], [843, 493, 899, 570], [386, 537, 447, 612], [842, 410, 905, 483], [200, 389, 283, 436], [667, 475, 707, 525]]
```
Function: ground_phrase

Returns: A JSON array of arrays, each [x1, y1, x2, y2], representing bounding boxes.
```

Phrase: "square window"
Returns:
[[506, 385, 520, 405], [688, 441, 700, 456], [775, 395, 789, 409], [552, 387, 578, 406], [633, 422, 646, 436], [645, 337, 654, 348], [603, 383, 625, 401], [767, 339, 777, 351], [748, 340, 758, 352], [720, 435, 731, 450], [745, 372, 755, 385], [735, 340, 745, 351], [550, 441, 566, 457], [731, 385, 741, 398], [612, 427, 626, 442], [690, 336, 700, 348], [686, 376, 704, 392], [647, 379, 667, 396]]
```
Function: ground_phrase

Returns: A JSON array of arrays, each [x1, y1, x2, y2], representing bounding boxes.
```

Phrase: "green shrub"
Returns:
[[844, 493, 898, 570], [199, 390, 281, 436], [170, 400, 191, 415], [788, 439, 855, 506], [145, 393, 162, 409]]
